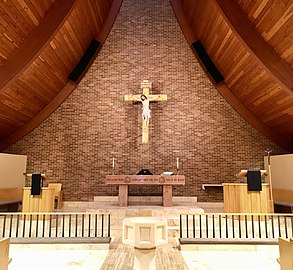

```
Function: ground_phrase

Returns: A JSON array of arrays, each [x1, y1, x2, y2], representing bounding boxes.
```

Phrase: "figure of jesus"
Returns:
[[131, 94, 159, 130], [124, 80, 167, 143]]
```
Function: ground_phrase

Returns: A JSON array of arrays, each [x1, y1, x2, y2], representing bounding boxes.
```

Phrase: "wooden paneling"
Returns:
[[237, 0, 293, 67], [223, 183, 272, 213], [0, 0, 117, 149], [173, 0, 293, 152]]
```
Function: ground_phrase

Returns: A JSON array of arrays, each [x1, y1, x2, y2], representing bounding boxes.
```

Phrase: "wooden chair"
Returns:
[[48, 183, 63, 209], [278, 238, 293, 270], [0, 238, 11, 270]]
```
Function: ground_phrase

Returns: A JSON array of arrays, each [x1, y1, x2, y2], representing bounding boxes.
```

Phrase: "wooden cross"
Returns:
[[125, 80, 167, 144]]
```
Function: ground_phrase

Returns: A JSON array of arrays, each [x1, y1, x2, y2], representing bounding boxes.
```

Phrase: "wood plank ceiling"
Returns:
[[0, 0, 293, 152], [171, 0, 293, 152], [0, 0, 121, 150]]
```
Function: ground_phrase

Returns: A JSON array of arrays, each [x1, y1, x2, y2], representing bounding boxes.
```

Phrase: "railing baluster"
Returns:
[[251, 215, 254, 238], [42, 214, 45, 237], [95, 214, 98, 238], [108, 214, 111, 237], [22, 215, 26, 237], [225, 215, 228, 238], [278, 216, 281, 237], [193, 215, 195, 238], [219, 215, 222, 238], [56, 215, 59, 237], [212, 215, 215, 238], [101, 214, 104, 237], [29, 214, 32, 238], [206, 215, 209, 238], [36, 215, 39, 237], [16, 215, 20, 238], [49, 214, 52, 237], [69, 215, 71, 237], [199, 215, 202, 238], [245, 215, 248, 238], [62, 214, 65, 237], [291, 216, 293, 238], [238, 215, 241, 238], [265, 215, 268, 238], [186, 215, 189, 238], [258, 215, 261, 238], [232, 215, 235, 238], [88, 214, 91, 237], [285, 216, 288, 238], [81, 214, 84, 237], [271, 215, 275, 238], [9, 215, 13, 237], [75, 214, 78, 237], [2, 215, 6, 237]]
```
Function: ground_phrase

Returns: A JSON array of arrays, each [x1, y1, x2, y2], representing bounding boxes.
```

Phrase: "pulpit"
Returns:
[[22, 187, 55, 212], [105, 175, 185, 207], [223, 170, 273, 213]]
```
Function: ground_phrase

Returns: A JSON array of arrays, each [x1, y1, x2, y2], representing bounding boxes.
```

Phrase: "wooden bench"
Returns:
[[278, 238, 293, 270], [0, 200, 21, 211], [0, 188, 22, 212], [0, 238, 11, 270]]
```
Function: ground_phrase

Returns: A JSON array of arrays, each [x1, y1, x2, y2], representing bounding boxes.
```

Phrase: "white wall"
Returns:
[[264, 154, 293, 190], [0, 153, 27, 188]]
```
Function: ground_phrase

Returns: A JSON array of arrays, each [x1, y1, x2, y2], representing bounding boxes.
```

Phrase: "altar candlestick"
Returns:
[[112, 157, 115, 169], [176, 157, 179, 170]]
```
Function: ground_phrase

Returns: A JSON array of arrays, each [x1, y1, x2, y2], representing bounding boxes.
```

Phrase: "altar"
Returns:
[[105, 175, 185, 207]]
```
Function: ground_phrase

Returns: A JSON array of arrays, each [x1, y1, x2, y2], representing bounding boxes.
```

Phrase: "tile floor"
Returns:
[[7, 200, 282, 270]]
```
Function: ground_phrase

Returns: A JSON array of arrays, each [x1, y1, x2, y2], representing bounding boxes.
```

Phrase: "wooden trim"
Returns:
[[217, 83, 293, 152], [0, 0, 78, 95], [96, 0, 124, 43], [0, 81, 77, 151], [212, 0, 293, 95], [169, 0, 197, 44]]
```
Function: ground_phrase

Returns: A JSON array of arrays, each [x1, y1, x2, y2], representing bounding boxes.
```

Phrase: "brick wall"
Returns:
[[5, 0, 286, 202]]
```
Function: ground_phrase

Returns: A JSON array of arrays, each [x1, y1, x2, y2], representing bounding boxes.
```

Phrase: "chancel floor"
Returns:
[[7, 199, 281, 270]]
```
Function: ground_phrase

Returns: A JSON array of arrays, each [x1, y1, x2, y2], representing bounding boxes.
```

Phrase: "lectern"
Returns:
[[22, 173, 54, 213], [223, 170, 273, 213]]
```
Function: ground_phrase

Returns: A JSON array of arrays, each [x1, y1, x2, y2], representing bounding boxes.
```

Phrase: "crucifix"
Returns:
[[125, 80, 167, 144]]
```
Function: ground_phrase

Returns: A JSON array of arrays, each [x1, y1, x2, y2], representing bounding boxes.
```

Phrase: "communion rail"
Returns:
[[0, 211, 111, 244], [179, 213, 293, 245]]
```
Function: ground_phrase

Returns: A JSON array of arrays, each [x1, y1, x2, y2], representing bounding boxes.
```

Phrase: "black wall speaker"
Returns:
[[69, 39, 101, 83], [192, 40, 224, 84]]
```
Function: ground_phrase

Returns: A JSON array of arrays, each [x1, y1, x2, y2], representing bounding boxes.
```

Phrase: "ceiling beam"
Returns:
[[0, 0, 78, 95], [170, 0, 197, 45], [213, 0, 293, 95], [0, 81, 76, 151], [96, 0, 124, 43]]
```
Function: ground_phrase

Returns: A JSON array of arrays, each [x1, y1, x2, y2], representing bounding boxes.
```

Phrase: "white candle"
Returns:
[[112, 157, 115, 169], [176, 157, 179, 169]]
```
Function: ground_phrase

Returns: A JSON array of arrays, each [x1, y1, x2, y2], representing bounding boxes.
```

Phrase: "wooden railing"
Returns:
[[179, 213, 293, 244], [0, 211, 111, 244]]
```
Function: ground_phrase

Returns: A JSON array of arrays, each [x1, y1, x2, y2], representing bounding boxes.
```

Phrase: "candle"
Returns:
[[112, 157, 115, 169], [176, 157, 179, 169]]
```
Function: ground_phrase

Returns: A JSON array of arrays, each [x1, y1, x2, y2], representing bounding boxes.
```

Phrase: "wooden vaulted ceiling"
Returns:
[[0, 0, 293, 152]]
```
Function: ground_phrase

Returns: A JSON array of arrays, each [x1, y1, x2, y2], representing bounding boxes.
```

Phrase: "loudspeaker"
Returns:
[[69, 39, 101, 82], [31, 174, 42, 195], [192, 40, 224, 84]]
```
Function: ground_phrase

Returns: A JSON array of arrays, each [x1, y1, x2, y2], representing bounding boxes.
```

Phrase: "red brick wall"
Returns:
[[5, 0, 286, 201]]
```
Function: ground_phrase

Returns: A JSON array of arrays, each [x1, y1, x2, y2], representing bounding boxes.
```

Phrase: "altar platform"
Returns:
[[60, 196, 223, 238]]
